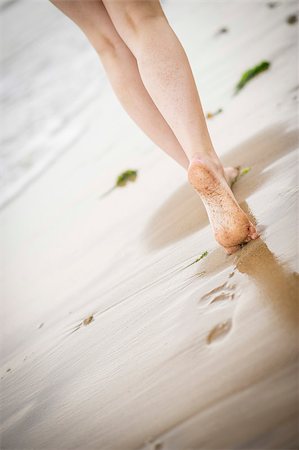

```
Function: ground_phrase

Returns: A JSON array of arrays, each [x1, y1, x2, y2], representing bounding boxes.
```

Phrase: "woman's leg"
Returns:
[[50, 0, 258, 252], [101, 0, 218, 165], [99, 0, 259, 253], [50, 0, 189, 169]]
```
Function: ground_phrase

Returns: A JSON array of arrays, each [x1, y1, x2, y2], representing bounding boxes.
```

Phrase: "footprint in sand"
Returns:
[[206, 319, 233, 345], [198, 270, 237, 344], [198, 279, 236, 309]]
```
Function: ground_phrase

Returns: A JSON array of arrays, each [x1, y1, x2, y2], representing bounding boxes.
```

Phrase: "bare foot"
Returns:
[[188, 156, 259, 254]]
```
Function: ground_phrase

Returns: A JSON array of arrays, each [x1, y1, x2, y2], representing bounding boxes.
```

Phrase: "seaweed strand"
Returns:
[[235, 61, 270, 94]]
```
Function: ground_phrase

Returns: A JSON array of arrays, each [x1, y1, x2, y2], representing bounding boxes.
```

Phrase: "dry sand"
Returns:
[[1, 1, 298, 449]]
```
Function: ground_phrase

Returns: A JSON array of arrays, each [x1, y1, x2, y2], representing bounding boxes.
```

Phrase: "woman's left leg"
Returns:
[[50, 0, 189, 169], [50, 0, 239, 181]]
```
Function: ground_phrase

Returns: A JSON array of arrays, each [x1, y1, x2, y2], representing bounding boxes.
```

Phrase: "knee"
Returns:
[[125, 2, 165, 29], [93, 33, 118, 56], [87, 25, 128, 59], [116, 2, 167, 47]]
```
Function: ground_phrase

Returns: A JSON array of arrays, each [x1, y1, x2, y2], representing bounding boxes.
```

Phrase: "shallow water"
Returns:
[[0, 0, 106, 209]]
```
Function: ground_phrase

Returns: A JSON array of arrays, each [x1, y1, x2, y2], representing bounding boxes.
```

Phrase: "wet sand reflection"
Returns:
[[235, 205, 298, 328]]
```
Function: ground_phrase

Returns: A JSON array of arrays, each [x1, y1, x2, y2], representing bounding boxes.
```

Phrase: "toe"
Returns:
[[224, 166, 240, 187], [249, 224, 259, 240]]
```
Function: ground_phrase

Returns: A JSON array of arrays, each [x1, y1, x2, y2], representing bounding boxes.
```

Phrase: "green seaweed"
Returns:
[[100, 169, 138, 198], [235, 61, 270, 94], [183, 251, 208, 270], [287, 14, 297, 25], [206, 108, 223, 119], [232, 166, 252, 186], [240, 167, 251, 176], [116, 169, 138, 187]]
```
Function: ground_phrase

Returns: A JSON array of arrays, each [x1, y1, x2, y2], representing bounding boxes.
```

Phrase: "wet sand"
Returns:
[[1, 1, 298, 449]]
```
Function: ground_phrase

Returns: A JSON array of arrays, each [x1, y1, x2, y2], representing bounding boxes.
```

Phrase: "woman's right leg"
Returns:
[[50, 0, 255, 253], [99, 0, 259, 253], [50, 0, 189, 169]]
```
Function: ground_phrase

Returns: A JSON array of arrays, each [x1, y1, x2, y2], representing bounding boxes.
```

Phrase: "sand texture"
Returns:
[[1, 1, 298, 449]]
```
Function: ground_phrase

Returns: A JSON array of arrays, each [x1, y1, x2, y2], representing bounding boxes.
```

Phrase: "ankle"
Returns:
[[189, 152, 224, 176]]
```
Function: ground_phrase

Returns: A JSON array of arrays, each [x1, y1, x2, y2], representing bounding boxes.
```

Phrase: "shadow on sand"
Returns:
[[143, 124, 298, 250], [236, 237, 298, 328]]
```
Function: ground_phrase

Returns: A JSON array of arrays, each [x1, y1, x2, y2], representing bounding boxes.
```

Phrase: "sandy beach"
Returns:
[[1, 1, 298, 449]]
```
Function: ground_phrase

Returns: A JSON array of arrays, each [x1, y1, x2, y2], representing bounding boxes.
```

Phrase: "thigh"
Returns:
[[50, 0, 125, 54]]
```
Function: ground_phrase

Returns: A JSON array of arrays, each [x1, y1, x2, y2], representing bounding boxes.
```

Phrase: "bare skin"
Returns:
[[188, 157, 258, 254], [50, 0, 259, 253]]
